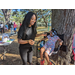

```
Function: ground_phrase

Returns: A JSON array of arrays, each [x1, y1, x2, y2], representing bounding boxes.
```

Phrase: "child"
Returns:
[[40, 30, 63, 65]]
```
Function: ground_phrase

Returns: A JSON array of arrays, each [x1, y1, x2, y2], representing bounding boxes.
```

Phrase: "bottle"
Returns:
[[0, 34, 2, 41]]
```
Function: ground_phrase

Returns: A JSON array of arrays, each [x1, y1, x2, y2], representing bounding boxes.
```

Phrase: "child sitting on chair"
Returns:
[[40, 29, 63, 65]]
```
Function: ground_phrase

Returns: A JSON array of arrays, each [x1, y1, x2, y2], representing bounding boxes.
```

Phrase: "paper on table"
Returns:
[[0, 39, 14, 46]]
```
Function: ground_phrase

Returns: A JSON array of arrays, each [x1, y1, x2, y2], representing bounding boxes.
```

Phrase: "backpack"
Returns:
[[40, 40, 45, 48]]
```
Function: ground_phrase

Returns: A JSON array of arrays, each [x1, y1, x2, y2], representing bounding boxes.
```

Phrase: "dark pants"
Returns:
[[1, 28, 4, 34], [19, 47, 33, 65]]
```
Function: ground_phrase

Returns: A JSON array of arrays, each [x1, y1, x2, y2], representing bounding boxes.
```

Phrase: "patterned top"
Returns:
[[44, 35, 59, 53]]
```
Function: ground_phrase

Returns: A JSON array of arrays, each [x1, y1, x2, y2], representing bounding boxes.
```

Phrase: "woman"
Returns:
[[17, 12, 46, 65]]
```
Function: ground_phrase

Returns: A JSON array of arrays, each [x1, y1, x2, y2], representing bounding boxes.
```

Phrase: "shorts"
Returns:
[[43, 44, 54, 56], [14, 28, 16, 31], [44, 47, 54, 56]]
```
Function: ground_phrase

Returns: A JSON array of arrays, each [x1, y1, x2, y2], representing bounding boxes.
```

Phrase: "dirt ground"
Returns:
[[0, 35, 43, 65]]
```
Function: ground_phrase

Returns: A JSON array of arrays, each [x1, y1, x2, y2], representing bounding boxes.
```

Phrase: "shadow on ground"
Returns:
[[0, 41, 38, 65]]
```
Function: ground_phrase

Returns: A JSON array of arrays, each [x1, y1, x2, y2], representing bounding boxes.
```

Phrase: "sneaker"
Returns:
[[50, 62, 52, 65], [48, 62, 52, 65], [40, 59, 45, 65]]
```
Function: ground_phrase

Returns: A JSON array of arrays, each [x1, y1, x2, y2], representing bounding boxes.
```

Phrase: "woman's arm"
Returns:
[[18, 39, 35, 45], [18, 39, 29, 44], [36, 33, 47, 37], [39, 37, 48, 42]]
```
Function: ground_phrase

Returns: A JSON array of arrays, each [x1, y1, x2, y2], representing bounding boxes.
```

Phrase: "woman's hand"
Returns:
[[42, 33, 47, 36], [28, 39, 35, 45]]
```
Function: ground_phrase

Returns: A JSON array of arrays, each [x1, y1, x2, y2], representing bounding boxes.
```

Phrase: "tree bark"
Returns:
[[42, 16, 48, 27], [2, 9, 12, 24], [52, 9, 75, 65]]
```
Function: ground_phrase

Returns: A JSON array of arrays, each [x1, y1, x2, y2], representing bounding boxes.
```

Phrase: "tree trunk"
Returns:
[[52, 9, 75, 65], [2, 9, 12, 24], [42, 16, 48, 27]]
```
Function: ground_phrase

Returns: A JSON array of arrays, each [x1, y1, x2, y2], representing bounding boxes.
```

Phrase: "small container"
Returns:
[[0, 35, 2, 41], [3, 37, 8, 42], [2, 33, 10, 42]]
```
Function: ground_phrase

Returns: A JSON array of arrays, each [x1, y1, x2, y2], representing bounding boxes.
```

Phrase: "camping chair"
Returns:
[[36, 32, 65, 65]]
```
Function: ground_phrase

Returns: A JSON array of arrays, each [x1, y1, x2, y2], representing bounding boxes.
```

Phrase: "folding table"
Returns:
[[0, 39, 14, 60]]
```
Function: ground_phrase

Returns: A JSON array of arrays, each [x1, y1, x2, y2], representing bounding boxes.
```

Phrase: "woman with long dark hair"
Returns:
[[17, 12, 46, 65]]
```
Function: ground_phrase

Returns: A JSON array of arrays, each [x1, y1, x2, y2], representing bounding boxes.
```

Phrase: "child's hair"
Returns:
[[51, 28, 57, 35]]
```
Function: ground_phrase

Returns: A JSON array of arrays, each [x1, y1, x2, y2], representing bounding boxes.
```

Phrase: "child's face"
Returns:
[[50, 31, 53, 37]]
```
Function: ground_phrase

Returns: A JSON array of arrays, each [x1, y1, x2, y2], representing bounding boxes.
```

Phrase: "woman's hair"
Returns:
[[22, 12, 37, 32]]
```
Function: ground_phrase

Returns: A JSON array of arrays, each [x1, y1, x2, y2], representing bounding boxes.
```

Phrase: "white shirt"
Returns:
[[0, 24, 4, 28]]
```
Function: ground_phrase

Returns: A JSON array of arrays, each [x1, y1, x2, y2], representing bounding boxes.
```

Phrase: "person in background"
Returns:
[[10, 22, 14, 34], [0, 23, 4, 34], [8, 22, 11, 31], [20, 22, 22, 27], [13, 22, 17, 34], [0, 23, 1, 28], [0, 23, 1, 33], [5, 24, 8, 31]]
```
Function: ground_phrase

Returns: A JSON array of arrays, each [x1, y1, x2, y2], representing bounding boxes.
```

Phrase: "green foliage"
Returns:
[[0, 9, 5, 23], [0, 9, 52, 26], [10, 10, 25, 25], [20, 9, 52, 27]]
